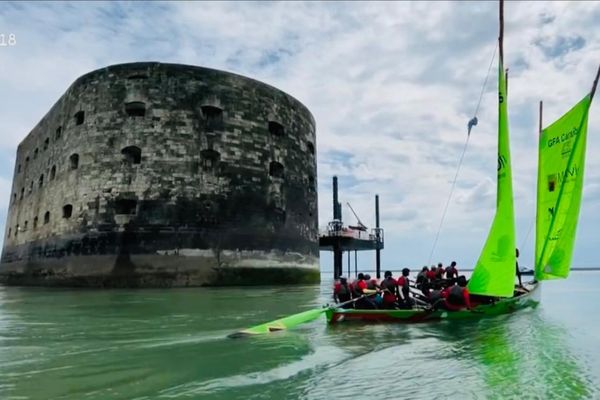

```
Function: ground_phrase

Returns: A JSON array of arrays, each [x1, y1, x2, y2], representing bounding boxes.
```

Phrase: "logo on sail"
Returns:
[[547, 174, 557, 192]]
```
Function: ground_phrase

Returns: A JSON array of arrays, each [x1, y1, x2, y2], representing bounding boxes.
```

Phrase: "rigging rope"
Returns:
[[427, 43, 498, 264], [519, 217, 535, 252]]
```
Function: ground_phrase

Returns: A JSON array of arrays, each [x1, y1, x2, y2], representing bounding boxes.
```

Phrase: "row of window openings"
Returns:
[[13, 147, 143, 203], [15, 112, 84, 173], [16, 109, 313, 175], [13, 158, 307, 205], [8, 206, 72, 238], [6, 197, 139, 238]]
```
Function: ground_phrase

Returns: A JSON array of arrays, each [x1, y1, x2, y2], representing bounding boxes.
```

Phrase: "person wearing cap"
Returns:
[[333, 277, 352, 307], [380, 270, 399, 309]]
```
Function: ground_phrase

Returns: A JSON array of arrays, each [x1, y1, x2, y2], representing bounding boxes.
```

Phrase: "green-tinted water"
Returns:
[[1, 272, 598, 399]]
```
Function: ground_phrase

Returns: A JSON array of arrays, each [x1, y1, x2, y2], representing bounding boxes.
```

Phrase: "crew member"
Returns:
[[416, 266, 429, 289], [436, 263, 445, 280], [333, 277, 352, 308], [445, 261, 459, 285], [353, 273, 378, 309], [397, 268, 412, 308], [426, 266, 437, 282], [441, 276, 472, 311], [380, 271, 399, 309], [365, 274, 382, 307], [515, 248, 523, 287]]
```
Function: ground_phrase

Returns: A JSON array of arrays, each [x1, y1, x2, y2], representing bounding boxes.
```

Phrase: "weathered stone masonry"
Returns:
[[0, 62, 319, 287]]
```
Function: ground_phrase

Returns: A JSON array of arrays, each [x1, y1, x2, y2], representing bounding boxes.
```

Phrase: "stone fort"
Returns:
[[1, 62, 319, 287]]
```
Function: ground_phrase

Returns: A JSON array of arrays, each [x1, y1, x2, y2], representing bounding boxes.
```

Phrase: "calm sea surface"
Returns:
[[0, 271, 599, 400]]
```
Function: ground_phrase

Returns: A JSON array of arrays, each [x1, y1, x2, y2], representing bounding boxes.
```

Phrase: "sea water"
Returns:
[[0, 271, 598, 399]]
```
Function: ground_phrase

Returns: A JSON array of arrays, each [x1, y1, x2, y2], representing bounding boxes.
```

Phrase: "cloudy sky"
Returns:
[[1, 1, 599, 272]]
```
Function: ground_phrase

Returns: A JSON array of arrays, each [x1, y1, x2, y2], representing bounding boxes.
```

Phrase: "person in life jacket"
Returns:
[[416, 266, 429, 289], [364, 274, 383, 306], [445, 261, 459, 284], [396, 268, 413, 308], [426, 266, 437, 282], [380, 270, 399, 309], [440, 275, 472, 311], [436, 263, 445, 280], [333, 277, 353, 308], [353, 273, 378, 309]]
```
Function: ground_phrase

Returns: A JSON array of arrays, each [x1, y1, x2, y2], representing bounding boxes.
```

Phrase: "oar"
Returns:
[[228, 295, 366, 338]]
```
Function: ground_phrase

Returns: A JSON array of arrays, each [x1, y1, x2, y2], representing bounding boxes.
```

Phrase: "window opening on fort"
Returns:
[[308, 175, 315, 190], [269, 161, 284, 178], [7, 228, 11, 238], [17, 164, 21, 173], [121, 146, 142, 165], [50, 165, 56, 180], [75, 111, 85, 126], [44, 211, 50, 224], [34, 148, 38, 159], [25, 156, 30, 164], [15, 224, 19, 237], [125, 102, 146, 117], [200, 149, 220, 170], [307, 141, 315, 155], [20, 188, 24, 200], [24, 220, 28, 231], [63, 204, 73, 219], [201, 106, 223, 132], [127, 73, 148, 80], [70, 154, 79, 170], [44, 138, 49, 151], [56, 126, 62, 140], [33, 217, 38, 229], [115, 199, 137, 215], [39, 174, 44, 188], [268, 121, 284, 137]]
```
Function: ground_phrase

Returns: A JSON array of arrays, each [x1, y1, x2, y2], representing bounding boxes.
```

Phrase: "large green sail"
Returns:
[[535, 95, 592, 280], [467, 58, 516, 297]]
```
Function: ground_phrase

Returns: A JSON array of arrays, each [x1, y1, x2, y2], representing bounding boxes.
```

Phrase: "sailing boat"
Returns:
[[231, 1, 598, 335]]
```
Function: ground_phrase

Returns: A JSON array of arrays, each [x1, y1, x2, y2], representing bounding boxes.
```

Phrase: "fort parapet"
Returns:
[[1, 62, 319, 287]]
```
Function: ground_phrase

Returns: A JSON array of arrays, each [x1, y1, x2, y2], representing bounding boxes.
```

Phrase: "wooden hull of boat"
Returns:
[[326, 281, 540, 324]]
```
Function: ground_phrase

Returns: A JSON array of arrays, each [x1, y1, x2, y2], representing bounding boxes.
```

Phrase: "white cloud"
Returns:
[[1, 1, 600, 270]]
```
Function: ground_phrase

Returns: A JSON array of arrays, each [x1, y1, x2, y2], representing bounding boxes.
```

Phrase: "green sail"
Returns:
[[468, 59, 516, 297], [535, 95, 592, 280]]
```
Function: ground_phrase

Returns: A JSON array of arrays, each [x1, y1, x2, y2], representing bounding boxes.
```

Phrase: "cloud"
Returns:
[[2, 1, 600, 270]]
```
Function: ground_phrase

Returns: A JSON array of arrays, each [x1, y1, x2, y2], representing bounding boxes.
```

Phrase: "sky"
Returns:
[[1, 1, 600, 273]]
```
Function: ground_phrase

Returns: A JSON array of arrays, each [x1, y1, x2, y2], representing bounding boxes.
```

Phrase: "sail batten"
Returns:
[[467, 53, 517, 297], [535, 95, 592, 280]]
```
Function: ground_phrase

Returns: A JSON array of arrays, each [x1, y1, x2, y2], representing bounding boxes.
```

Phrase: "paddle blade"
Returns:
[[229, 308, 326, 338]]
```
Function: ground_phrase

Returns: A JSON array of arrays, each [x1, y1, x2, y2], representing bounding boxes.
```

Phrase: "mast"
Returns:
[[499, 0, 504, 63], [539, 101, 543, 135], [590, 64, 600, 101]]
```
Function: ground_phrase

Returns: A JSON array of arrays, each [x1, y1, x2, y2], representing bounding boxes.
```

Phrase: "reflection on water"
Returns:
[[0, 274, 598, 399]]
